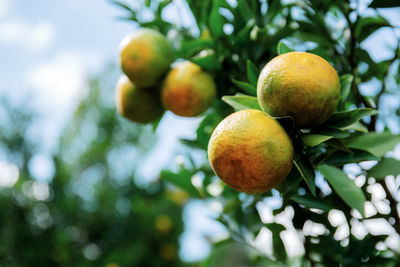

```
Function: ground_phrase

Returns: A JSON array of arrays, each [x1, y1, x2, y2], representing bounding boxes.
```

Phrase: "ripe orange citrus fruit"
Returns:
[[115, 75, 163, 123], [161, 61, 216, 117], [208, 109, 294, 194], [119, 28, 173, 87], [257, 52, 340, 128]]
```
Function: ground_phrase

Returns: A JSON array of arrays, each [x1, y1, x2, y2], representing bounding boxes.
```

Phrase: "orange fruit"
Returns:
[[208, 109, 294, 194], [115, 75, 163, 123], [161, 61, 216, 117], [119, 28, 173, 87], [257, 52, 340, 128]]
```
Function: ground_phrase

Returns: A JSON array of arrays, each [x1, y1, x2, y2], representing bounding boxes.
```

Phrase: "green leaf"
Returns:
[[246, 60, 260, 88], [221, 95, 261, 111], [277, 41, 293, 55], [324, 108, 378, 128], [264, 223, 287, 261], [196, 113, 223, 149], [354, 16, 391, 42], [370, 0, 400, 8], [237, 19, 256, 46], [325, 139, 352, 153], [296, 32, 331, 47], [341, 121, 368, 133], [158, 0, 173, 12], [231, 79, 257, 96], [283, 167, 303, 194], [179, 138, 203, 149], [112, 1, 135, 13], [324, 149, 380, 166], [301, 134, 333, 147], [161, 170, 199, 197], [311, 127, 351, 138], [208, 0, 224, 37], [294, 153, 316, 196], [367, 158, 400, 180], [346, 132, 400, 157], [191, 49, 221, 71], [181, 39, 215, 57], [339, 74, 353, 103], [318, 165, 366, 216], [151, 112, 164, 132], [290, 195, 332, 212]]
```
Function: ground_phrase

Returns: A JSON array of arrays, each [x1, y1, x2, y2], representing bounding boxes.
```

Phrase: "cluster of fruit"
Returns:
[[208, 52, 341, 194], [115, 28, 341, 196], [115, 28, 217, 123]]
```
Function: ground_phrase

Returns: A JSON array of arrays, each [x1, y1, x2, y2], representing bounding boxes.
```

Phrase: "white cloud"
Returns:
[[0, 20, 55, 51], [25, 51, 91, 152], [27, 52, 87, 111]]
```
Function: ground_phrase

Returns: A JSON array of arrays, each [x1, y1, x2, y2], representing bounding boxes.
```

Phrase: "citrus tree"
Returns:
[[113, 0, 400, 265]]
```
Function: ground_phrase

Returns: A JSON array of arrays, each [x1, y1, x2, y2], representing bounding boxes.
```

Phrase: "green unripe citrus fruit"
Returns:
[[119, 28, 173, 88], [115, 75, 163, 123]]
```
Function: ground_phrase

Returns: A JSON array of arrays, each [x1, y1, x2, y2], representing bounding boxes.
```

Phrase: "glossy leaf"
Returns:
[[221, 95, 261, 111], [318, 165, 366, 216], [208, 0, 224, 37], [264, 223, 287, 261], [355, 16, 391, 42], [231, 80, 257, 96], [324, 149, 380, 166], [346, 132, 400, 157], [324, 108, 378, 128], [325, 139, 352, 153], [294, 153, 316, 196], [196, 112, 223, 149], [311, 127, 351, 138], [181, 39, 215, 57], [367, 158, 400, 180], [339, 74, 353, 103], [191, 49, 221, 71], [161, 170, 200, 197], [301, 134, 333, 147], [246, 60, 260, 88], [277, 41, 293, 55], [341, 121, 368, 133], [291, 195, 332, 212], [370, 0, 400, 7]]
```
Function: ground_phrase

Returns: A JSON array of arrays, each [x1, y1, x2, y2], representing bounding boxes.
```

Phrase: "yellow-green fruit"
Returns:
[[257, 52, 340, 128], [115, 75, 163, 123], [119, 28, 173, 87], [161, 61, 216, 117], [208, 109, 294, 194]]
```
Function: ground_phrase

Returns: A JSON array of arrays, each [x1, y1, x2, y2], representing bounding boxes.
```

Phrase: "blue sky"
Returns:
[[1, 0, 400, 262]]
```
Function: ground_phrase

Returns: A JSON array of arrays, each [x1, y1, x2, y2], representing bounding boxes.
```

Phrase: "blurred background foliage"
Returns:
[[0, 68, 186, 266], [1, 0, 400, 266]]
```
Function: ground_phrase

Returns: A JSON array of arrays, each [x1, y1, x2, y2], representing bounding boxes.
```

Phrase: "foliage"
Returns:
[[112, 0, 400, 265], [0, 68, 187, 267]]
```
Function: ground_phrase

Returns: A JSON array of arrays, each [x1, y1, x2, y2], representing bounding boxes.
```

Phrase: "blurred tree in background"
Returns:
[[0, 67, 186, 266], [0, 0, 400, 266]]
